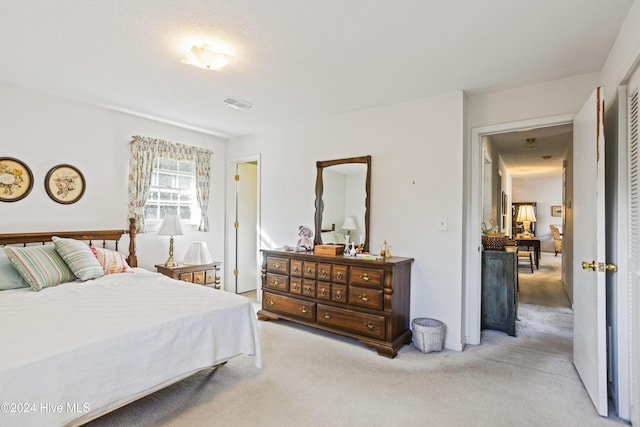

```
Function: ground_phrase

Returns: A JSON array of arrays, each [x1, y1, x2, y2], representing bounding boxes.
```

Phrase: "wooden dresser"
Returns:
[[258, 249, 413, 358]]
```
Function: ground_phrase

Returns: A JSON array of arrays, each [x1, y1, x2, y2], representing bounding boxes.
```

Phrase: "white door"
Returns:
[[235, 162, 258, 294], [572, 87, 608, 416]]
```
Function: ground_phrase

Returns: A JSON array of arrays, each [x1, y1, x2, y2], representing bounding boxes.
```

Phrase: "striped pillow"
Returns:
[[52, 236, 104, 281], [4, 245, 75, 291], [90, 247, 132, 274]]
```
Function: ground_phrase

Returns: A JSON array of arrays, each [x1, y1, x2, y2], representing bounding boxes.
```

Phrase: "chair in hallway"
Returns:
[[549, 224, 562, 256], [505, 239, 534, 274]]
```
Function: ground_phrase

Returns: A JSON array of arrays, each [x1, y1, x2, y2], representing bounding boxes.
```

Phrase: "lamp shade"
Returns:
[[158, 214, 184, 236], [516, 205, 537, 223], [183, 242, 213, 265], [341, 217, 357, 231]]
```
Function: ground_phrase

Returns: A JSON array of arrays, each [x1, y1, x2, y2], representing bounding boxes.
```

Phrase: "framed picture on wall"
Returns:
[[0, 157, 34, 202], [45, 164, 86, 204], [551, 205, 563, 217]]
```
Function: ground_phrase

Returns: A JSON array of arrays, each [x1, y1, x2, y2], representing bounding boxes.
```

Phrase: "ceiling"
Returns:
[[487, 124, 573, 178], [0, 1, 633, 139]]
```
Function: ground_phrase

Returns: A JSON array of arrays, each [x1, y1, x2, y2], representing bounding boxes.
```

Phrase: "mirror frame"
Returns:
[[314, 155, 371, 252]]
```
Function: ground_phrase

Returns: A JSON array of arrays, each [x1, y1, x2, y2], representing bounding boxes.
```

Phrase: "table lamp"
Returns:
[[158, 214, 184, 267], [183, 242, 213, 265], [516, 205, 537, 238], [341, 217, 357, 244]]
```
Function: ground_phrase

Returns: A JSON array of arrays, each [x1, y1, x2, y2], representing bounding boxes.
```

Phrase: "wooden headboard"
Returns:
[[0, 218, 138, 267]]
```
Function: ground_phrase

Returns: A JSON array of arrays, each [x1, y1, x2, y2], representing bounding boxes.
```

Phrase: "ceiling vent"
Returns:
[[222, 97, 252, 111]]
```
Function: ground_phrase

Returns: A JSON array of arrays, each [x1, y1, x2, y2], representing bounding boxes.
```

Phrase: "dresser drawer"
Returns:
[[290, 277, 303, 295], [316, 281, 331, 301], [332, 283, 347, 304], [317, 263, 332, 281], [192, 271, 205, 285], [348, 286, 383, 310], [350, 267, 383, 288], [267, 256, 289, 275], [332, 265, 348, 284], [265, 273, 289, 292], [302, 279, 316, 297], [317, 304, 385, 340], [290, 260, 303, 277], [303, 261, 317, 278], [264, 292, 316, 321], [204, 269, 216, 284], [179, 272, 193, 282]]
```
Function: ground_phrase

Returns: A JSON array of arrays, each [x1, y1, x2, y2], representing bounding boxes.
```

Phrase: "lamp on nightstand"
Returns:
[[183, 242, 213, 265], [341, 217, 357, 244], [158, 214, 184, 267], [516, 205, 537, 238]]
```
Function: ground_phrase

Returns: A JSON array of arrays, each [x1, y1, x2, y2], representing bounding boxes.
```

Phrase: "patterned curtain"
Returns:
[[128, 137, 159, 233], [194, 150, 213, 231], [127, 135, 213, 233]]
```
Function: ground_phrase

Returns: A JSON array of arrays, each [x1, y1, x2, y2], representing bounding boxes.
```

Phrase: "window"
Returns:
[[143, 157, 200, 230]]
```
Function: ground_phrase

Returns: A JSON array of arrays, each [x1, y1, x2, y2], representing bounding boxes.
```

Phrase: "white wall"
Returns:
[[228, 92, 466, 350], [0, 82, 227, 272], [512, 175, 563, 253]]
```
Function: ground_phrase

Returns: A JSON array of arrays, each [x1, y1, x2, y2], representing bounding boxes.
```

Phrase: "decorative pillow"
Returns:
[[52, 236, 104, 281], [0, 249, 29, 290], [90, 247, 132, 274], [4, 245, 75, 291]]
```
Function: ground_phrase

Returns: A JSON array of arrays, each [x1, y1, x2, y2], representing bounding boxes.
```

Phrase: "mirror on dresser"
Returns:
[[314, 155, 371, 252]]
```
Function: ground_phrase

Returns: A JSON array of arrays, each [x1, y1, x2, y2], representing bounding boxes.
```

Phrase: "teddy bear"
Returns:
[[283, 225, 314, 252]]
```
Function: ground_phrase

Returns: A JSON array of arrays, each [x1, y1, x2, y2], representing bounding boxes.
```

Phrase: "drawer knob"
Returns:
[[268, 299, 275, 306], [362, 274, 370, 281], [321, 288, 327, 296], [337, 272, 343, 279], [299, 306, 308, 314], [293, 266, 299, 272], [305, 286, 311, 293], [321, 270, 328, 277], [294, 284, 299, 290], [306, 267, 312, 273], [365, 321, 375, 330], [274, 262, 281, 268], [195, 277, 202, 283], [273, 279, 280, 285], [323, 312, 331, 319], [335, 291, 342, 299], [359, 294, 369, 302]]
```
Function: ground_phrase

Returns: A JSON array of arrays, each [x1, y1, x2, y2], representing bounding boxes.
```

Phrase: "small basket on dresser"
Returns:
[[412, 318, 446, 353]]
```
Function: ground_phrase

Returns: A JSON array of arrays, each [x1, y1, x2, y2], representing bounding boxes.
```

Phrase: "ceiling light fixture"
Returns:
[[222, 97, 252, 111], [182, 43, 233, 71], [525, 138, 537, 150]]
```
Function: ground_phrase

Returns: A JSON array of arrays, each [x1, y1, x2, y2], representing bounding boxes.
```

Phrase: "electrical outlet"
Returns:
[[437, 216, 448, 231]]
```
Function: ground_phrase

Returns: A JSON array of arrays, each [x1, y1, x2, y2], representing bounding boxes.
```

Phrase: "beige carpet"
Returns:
[[86, 253, 627, 427]]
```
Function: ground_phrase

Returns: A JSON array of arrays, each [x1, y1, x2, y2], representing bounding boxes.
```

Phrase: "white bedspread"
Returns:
[[0, 269, 261, 427]]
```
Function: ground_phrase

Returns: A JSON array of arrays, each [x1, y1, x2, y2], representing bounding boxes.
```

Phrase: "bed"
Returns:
[[0, 220, 261, 427]]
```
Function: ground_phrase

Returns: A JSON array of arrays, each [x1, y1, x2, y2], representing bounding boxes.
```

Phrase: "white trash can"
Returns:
[[412, 318, 445, 353]]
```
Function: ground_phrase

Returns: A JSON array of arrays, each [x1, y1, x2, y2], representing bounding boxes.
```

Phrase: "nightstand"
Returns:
[[155, 262, 222, 288]]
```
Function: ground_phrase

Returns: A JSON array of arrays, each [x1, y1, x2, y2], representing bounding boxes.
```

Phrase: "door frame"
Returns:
[[465, 114, 574, 345], [226, 154, 262, 300]]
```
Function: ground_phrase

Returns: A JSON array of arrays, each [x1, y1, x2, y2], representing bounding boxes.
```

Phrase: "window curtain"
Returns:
[[128, 135, 213, 233]]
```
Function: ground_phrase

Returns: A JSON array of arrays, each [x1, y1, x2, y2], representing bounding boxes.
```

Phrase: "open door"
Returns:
[[233, 162, 258, 294], [572, 87, 611, 416]]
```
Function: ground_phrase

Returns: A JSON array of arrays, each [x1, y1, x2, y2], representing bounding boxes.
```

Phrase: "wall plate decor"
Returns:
[[0, 157, 34, 202], [45, 164, 85, 204]]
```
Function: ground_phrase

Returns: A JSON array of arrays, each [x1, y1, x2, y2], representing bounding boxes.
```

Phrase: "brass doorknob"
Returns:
[[582, 261, 597, 271]]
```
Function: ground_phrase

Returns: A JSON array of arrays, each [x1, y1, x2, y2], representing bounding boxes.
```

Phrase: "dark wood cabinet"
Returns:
[[481, 250, 518, 336], [258, 249, 413, 358]]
